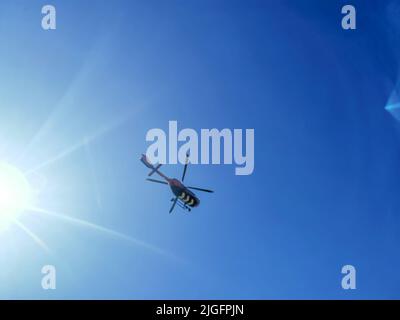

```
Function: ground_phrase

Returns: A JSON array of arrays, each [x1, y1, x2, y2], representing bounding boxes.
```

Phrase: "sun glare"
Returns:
[[0, 162, 32, 231]]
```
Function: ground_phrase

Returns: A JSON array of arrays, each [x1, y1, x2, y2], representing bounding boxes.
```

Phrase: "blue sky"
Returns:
[[0, 0, 400, 299]]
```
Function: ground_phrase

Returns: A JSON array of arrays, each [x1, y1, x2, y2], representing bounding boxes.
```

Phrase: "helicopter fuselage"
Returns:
[[141, 153, 212, 213], [169, 179, 200, 208]]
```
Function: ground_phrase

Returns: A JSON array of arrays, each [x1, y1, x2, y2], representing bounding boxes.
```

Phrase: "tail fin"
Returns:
[[140, 154, 154, 169], [140, 154, 163, 176]]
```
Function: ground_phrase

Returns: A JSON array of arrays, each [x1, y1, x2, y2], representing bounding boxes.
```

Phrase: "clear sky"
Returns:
[[0, 0, 400, 299]]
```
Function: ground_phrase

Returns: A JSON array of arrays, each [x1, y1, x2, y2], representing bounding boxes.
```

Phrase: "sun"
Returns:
[[0, 162, 32, 231]]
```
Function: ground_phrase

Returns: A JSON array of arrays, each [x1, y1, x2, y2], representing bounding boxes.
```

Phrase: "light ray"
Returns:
[[17, 33, 115, 164], [28, 206, 183, 262], [13, 219, 51, 254], [84, 138, 102, 210], [24, 111, 135, 176], [385, 103, 400, 111]]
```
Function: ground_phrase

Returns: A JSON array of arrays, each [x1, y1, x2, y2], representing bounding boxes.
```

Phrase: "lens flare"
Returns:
[[0, 163, 32, 231]]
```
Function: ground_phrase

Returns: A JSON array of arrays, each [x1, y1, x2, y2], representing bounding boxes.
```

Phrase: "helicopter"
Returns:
[[140, 153, 214, 213]]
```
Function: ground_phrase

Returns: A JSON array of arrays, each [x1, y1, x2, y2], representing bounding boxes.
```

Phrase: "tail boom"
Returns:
[[140, 154, 169, 181]]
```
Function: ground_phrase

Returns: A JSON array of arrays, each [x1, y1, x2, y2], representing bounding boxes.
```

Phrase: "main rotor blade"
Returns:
[[146, 178, 168, 185], [169, 197, 178, 214], [181, 152, 190, 182], [187, 186, 214, 193]]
